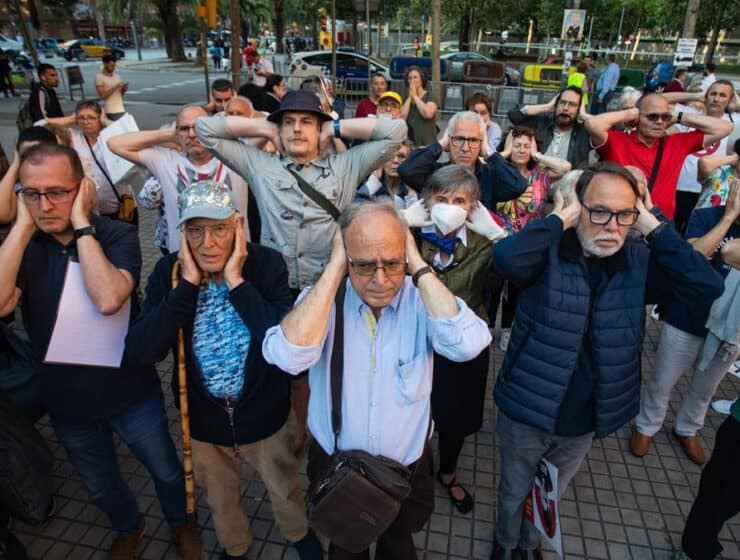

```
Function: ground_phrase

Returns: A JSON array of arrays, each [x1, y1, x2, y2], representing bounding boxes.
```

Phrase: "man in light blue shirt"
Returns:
[[592, 54, 620, 115], [262, 198, 491, 558]]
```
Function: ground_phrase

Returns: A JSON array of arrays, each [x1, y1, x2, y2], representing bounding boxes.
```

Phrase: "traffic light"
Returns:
[[206, 0, 217, 28]]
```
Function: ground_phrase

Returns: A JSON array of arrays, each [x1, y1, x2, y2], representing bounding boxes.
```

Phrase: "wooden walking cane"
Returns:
[[171, 260, 196, 518]]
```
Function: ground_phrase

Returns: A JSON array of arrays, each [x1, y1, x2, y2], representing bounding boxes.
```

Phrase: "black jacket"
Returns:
[[398, 141, 527, 211], [29, 82, 63, 123], [507, 106, 591, 169], [125, 243, 294, 447]]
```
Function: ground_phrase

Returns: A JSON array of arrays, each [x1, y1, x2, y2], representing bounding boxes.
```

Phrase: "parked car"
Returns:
[[441, 51, 520, 84], [287, 50, 391, 94], [0, 33, 24, 56], [57, 38, 122, 61]]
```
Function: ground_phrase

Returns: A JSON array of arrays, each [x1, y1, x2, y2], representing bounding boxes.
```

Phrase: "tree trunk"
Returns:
[[682, 0, 701, 38], [431, 0, 440, 98], [231, 0, 241, 87], [156, 0, 186, 61], [8, 0, 39, 66], [704, 0, 728, 64], [273, 0, 284, 54], [458, 5, 472, 52]]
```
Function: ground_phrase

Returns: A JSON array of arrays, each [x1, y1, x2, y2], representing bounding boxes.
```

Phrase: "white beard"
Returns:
[[576, 224, 625, 258]]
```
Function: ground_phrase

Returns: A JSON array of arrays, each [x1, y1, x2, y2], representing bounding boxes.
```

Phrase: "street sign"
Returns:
[[674, 37, 698, 66]]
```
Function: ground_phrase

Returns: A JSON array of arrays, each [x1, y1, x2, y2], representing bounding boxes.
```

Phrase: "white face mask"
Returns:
[[430, 203, 468, 236]]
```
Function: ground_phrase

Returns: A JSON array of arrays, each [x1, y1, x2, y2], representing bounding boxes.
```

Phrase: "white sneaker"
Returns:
[[729, 360, 740, 379], [650, 304, 660, 321], [711, 399, 737, 415], [498, 329, 511, 352]]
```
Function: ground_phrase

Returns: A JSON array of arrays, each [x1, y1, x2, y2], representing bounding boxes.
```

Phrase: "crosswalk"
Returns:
[[126, 78, 203, 95]]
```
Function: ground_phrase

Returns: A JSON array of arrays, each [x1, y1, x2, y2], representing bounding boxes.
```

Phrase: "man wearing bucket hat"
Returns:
[[126, 181, 323, 560], [196, 89, 407, 293]]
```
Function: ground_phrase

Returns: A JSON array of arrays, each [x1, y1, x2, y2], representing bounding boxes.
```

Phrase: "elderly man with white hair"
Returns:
[[399, 110, 527, 210]]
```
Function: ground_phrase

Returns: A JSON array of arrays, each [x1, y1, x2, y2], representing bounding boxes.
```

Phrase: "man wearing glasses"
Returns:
[[127, 181, 323, 560], [108, 104, 250, 253], [507, 86, 592, 168], [399, 111, 526, 211], [263, 197, 491, 558], [0, 144, 203, 559], [586, 92, 733, 219], [489, 163, 723, 559]]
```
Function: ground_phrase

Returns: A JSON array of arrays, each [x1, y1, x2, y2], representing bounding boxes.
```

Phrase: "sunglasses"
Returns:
[[642, 112, 673, 123]]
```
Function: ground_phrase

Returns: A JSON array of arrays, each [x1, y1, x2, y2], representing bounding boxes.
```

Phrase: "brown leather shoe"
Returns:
[[674, 431, 707, 466], [109, 517, 147, 560], [171, 520, 203, 560], [629, 430, 653, 457]]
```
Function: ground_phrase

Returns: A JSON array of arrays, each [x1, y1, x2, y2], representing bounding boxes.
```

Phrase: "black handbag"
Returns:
[[305, 279, 426, 553]]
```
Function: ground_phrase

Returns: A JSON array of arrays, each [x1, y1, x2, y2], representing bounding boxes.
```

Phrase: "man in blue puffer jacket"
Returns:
[[489, 162, 724, 560]]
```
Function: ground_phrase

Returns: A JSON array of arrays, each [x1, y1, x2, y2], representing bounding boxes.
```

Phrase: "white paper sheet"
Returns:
[[44, 261, 131, 368], [99, 113, 139, 184]]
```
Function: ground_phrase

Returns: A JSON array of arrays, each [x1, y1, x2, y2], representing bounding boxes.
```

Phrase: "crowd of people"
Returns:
[[0, 54, 738, 560]]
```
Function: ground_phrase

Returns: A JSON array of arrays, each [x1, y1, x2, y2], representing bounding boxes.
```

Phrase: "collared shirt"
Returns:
[[196, 115, 407, 289], [596, 62, 620, 98], [420, 225, 468, 269], [262, 277, 491, 465], [356, 174, 418, 209]]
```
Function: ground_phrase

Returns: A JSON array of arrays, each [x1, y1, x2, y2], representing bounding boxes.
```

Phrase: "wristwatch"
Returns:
[[412, 266, 434, 286], [73, 225, 97, 241], [333, 119, 341, 139]]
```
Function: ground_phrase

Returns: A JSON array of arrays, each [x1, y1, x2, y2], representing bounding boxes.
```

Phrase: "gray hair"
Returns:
[[339, 198, 408, 236], [551, 169, 583, 199], [224, 95, 254, 113], [177, 104, 208, 123], [617, 87, 642, 110], [445, 110, 486, 140], [422, 164, 480, 203]]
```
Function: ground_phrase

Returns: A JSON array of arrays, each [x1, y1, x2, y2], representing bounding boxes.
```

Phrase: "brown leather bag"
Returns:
[[305, 279, 421, 553]]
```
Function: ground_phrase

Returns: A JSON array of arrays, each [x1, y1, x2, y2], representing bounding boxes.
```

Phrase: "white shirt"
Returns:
[[138, 147, 250, 251], [95, 71, 125, 114], [545, 128, 573, 161], [700, 73, 717, 92], [71, 129, 120, 214], [675, 105, 738, 193], [262, 278, 491, 465], [420, 225, 468, 269]]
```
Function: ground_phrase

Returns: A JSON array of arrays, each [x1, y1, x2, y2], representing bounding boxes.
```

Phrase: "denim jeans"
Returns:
[[634, 322, 738, 437], [495, 411, 593, 550], [50, 392, 186, 534]]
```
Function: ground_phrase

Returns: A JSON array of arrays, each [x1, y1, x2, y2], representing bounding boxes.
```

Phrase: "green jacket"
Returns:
[[419, 228, 492, 316]]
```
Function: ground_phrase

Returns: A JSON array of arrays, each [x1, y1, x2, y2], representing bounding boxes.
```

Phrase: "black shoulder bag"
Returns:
[[305, 279, 421, 553], [287, 167, 340, 221], [646, 137, 665, 193]]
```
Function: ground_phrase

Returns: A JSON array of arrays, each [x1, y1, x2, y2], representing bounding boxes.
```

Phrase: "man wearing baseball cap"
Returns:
[[127, 181, 323, 560]]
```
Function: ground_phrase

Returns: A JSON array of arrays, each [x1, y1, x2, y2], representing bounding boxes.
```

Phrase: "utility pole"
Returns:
[[682, 0, 701, 38], [230, 0, 241, 88], [7, 0, 39, 66]]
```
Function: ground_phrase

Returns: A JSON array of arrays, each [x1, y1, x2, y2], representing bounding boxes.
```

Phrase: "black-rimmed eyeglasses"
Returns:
[[582, 203, 639, 226]]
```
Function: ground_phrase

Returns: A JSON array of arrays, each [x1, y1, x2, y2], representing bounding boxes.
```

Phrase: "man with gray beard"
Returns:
[[487, 162, 723, 559]]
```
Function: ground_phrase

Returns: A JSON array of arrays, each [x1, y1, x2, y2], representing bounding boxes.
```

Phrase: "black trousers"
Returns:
[[674, 191, 700, 236], [307, 441, 435, 560], [681, 415, 740, 559], [0, 72, 15, 96]]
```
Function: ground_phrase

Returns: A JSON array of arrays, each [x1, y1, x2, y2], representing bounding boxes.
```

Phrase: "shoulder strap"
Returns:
[[287, 167, 340, 221], [646, 137, 665, 193], [83, 134, 122, 202], [330, 277, 347, 447]]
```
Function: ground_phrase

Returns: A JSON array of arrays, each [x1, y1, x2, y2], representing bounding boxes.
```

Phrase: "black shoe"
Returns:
[[293, 529, 323, 560], [490, 538, 516, 560], [437, 471, 474, 514], [0, 531, 29, 560]]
